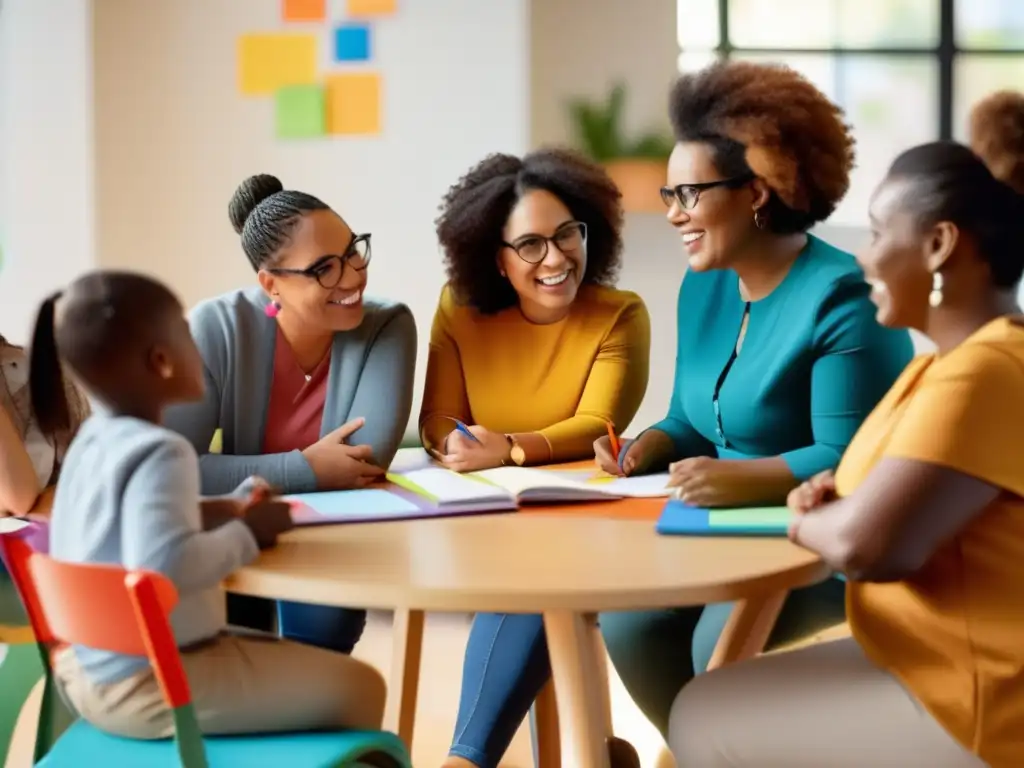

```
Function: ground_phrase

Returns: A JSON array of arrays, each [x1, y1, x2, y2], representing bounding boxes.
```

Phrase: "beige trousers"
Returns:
[[669, 637, 984, 767], [54, 632, 386, 740]]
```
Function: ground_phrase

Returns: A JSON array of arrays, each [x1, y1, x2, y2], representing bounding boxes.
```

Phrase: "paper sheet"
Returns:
[[334, 24, 371, 62], [238, 33, 318, 96], [710, 507, 792, 528], [346, 0, 397, 16], [388, 447, 435, 474], [288, 489, 419, 518], [0, 517, 29, 534], [326, 72, 382, 135], [275, 84, 325, 138], [590, 472, 671, 498], [282, 0, 327, 22], [397, 468, 506, 504]]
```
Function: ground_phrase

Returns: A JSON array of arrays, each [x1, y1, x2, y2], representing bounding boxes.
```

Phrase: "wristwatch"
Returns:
[[505, 434, 526, 466]]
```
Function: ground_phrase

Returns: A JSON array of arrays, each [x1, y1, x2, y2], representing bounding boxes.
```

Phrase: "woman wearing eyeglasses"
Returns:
[[584, 61, 916, 742], [163, 173, 416, 655], [423, 149, 650, 768]]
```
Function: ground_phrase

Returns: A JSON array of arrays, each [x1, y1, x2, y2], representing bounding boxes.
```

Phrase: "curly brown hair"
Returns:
[[435, 148, 623, 314], [969, 90, 1024, 194], [670, 61, 855, 233]]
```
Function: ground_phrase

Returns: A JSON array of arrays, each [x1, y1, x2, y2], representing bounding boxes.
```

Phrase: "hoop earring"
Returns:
[[929, 272, 944, 308], [264, 300, 281, 318], [753, 209, 768, 230]]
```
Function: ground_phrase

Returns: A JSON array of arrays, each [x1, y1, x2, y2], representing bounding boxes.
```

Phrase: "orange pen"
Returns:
[[605, 421, 622, 461]]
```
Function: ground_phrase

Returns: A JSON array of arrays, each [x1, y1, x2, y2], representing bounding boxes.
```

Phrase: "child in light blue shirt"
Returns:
[[33, 271, 385, 739]]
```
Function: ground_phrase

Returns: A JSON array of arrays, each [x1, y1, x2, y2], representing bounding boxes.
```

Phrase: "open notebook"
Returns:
[[388, 466, 670, 510]]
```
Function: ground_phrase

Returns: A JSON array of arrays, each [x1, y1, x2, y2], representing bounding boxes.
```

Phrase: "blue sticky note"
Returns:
[[289, 489, 418, 519], [334, 23, 371, 62]]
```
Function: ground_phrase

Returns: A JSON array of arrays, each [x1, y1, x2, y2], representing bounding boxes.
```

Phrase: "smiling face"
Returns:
[[499, 188, 587, 323], [859, 177, 939, 330], [257, 209, 368, 332], [664, 141, 762, 272]]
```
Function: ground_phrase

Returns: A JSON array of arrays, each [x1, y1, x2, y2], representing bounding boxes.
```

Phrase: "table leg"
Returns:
[[705, 590, 787, 671], [383, 608, 424, 748], [532, 680, 561, 768], [543, 611, 614, 768]]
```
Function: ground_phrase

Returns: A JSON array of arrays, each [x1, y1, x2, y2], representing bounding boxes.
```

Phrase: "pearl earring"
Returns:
[[929, 272, 944, 308], [264, 300, 281, 318]]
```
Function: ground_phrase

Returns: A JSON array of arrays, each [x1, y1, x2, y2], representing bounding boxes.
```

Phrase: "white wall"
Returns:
[[92, 0, 529, 419], [0, 0, 96, 343]]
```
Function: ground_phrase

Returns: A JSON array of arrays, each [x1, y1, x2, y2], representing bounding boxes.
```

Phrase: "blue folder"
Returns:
[[656, 499, 793, 537]]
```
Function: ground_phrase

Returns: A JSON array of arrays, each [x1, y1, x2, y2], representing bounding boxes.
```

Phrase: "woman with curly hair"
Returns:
[[420, 148, 650, 471], [424, 148, 650, 768], [586, 60, 915, 741], [670, 140, 1023, 767], [969, 88, 1024, 194]]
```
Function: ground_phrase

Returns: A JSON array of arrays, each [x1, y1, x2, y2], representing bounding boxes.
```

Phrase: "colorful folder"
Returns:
[[656, 500, 793, 537]]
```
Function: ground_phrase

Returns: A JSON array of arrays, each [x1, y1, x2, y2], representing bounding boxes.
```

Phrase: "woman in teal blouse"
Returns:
[[592, 61, 915, 739]]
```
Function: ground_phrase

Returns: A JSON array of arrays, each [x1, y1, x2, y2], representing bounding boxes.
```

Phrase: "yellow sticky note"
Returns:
[[346, 0, 397, 17], [238, 33, 317, 96], [326, 73, 382, 135]]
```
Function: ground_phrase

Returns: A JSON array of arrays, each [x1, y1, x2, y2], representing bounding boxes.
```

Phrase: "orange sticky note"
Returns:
[[282, 0, 326, 22], [346, 0, 397, 17], [238, 34, 317, 96], [326, 73, 382, 135]]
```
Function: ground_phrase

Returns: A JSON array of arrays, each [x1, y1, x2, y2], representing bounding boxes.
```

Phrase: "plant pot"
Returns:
[[603, 159, 666, 214]]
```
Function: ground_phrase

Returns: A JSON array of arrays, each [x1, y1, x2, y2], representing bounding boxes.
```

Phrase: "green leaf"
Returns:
[[565, 82, 672, 163]]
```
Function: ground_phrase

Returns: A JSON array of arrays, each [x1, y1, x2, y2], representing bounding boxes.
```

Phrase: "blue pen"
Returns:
[[451, 418, 481, 444]]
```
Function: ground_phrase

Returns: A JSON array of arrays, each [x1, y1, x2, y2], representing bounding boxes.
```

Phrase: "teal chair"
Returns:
[[0, 529, 411, 768]]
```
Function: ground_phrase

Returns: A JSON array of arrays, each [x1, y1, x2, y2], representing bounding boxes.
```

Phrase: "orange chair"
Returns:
[[0, 530, 410, 767]]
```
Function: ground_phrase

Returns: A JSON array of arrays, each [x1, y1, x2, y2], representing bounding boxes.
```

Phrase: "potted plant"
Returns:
[[568, 83, 673, 213]]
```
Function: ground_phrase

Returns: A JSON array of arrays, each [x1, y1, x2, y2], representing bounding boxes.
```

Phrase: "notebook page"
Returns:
[[596, 473, 672, 498], [400, 468, 511, 504], [471, 466, 619, 498]]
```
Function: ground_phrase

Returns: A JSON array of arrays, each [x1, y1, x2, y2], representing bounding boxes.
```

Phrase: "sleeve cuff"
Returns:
[[284, 450, 318, 493], [780, 445, 842, 482], [509, 432, 552, 466]]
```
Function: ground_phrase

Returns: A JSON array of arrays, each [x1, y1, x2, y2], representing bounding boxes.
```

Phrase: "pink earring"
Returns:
[[264, 301, 281, 318]]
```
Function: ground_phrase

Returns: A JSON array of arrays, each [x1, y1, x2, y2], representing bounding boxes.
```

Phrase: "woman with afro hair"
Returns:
[[969, 88, 1024, 195], [423, 148, 651, 768], [587, 60, 914, 742]]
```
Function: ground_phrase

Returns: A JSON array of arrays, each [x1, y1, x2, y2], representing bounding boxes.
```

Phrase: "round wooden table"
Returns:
[[227, 514, 829, 768]]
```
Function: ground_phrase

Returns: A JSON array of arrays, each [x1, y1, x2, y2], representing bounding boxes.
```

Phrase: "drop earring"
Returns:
[[264, 300, 281, 318], [929, 272, 944, 308]]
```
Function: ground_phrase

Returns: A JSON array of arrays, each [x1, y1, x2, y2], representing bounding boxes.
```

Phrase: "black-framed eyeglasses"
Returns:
[[659, 174, 754, 210], [266, 233, 372, 289], [502, 221, 587, 265]]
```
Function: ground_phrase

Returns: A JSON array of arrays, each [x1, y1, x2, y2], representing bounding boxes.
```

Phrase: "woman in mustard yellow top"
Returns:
[[669, 142, 1024, 767], [421, 148, 650, 768]]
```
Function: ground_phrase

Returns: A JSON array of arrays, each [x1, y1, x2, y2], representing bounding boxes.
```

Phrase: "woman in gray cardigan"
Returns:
[[164, 173, 416, 652]]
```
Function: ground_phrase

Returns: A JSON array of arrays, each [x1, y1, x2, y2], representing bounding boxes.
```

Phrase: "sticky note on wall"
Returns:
[[276, 84, 325, 138], [346, 0, 396, 16], [326, 73, 382, 135], [282, 0, 326, 22], [334, 24, 371, 62], [238, 33, 317, 96]]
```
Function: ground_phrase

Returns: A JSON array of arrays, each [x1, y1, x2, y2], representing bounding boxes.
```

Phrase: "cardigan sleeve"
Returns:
[[163, 295, 317, 495]]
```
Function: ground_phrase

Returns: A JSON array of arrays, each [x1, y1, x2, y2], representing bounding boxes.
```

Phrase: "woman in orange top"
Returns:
[[668, 142, 1024, 767]]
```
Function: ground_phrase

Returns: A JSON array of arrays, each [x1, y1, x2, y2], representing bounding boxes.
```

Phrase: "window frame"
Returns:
[[690, 0, 1024, 139]]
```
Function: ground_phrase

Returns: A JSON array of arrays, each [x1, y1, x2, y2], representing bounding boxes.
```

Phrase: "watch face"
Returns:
[[511, 445, 526, 465]]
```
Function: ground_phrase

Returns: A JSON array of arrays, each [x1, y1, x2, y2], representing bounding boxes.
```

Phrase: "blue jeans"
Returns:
[[226, 594, 366, 654], [448, 578, 846, 768]]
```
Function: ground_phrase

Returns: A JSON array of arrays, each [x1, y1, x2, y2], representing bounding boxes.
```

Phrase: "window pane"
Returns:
[[728, 0, 938, 48], [735, 54, 939, 226], [678, 0, 720, 49], [677, 50, 722, 74], [956, 1, 1024, 49], [953, 56, 1024, 140]]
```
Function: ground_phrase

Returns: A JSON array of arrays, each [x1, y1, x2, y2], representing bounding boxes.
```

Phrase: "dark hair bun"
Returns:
[[228, 174, 284, 234]]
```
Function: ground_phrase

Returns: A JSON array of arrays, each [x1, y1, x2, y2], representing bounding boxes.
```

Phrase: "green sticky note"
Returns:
[[709, 506, 792, 529], [275, 84, 325, 138]]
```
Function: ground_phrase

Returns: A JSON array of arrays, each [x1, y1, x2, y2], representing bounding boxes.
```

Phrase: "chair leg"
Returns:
[[383, 609, 424, 749], [531, 680, 561, 768]]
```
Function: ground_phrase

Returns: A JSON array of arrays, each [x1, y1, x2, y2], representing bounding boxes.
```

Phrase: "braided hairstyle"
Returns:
[[228, 174, 330, 269]]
